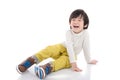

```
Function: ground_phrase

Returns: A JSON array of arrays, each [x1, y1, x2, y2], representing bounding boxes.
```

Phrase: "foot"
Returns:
[[34, 63, 52, 79], [16, 57, 35, 74]]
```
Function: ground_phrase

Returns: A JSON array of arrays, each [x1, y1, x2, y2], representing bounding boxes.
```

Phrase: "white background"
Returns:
[[0, 0, 120, 80]]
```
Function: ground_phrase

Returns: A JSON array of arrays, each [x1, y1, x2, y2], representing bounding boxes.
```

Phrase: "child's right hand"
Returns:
[[71, 62, 82, 72]]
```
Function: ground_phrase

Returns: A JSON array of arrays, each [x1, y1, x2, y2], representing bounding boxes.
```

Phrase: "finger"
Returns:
[[79, 69, 82, 71], [75, 68, 82, 72]]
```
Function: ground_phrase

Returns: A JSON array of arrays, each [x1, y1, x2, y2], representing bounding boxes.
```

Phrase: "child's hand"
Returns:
[[89, 59, 98, 64], [71, 62, 82, 72], [72, 67, 82, 72]]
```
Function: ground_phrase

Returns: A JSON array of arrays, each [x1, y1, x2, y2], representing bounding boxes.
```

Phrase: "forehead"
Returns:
[[72, 15, 83, 19]]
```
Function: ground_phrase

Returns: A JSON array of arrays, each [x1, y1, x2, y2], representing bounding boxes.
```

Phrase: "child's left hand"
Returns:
[[89, 59, 98, 64]]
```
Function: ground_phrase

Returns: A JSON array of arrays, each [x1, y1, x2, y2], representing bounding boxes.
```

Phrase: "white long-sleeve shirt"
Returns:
[[62, 29, 91, 63]]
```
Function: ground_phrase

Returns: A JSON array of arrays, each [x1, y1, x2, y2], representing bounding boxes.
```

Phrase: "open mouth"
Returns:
[[73, 26, 79, 28]]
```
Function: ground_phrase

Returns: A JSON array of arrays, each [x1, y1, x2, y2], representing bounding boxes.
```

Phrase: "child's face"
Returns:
[[70, 16, 84, 34]]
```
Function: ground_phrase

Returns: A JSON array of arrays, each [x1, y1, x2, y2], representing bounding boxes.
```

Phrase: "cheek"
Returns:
[[80, 23, 84, 28]]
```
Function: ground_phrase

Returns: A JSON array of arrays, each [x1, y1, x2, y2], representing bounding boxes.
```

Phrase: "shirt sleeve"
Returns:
[[65, 30, 76, 63], [83, 31, 91, 63]]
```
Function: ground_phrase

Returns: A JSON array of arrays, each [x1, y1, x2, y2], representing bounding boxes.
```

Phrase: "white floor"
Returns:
[[17, 57, 96, 80], [17, 64, 91, 80], [17, 63, 92, 80], [16, 53, 120, 80]]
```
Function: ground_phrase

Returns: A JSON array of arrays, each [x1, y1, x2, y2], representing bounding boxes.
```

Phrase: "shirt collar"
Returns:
[[71, 30, 84, 36]]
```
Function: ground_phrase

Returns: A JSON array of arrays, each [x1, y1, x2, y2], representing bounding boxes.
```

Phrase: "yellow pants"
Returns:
[[35, 44, 71, 72]]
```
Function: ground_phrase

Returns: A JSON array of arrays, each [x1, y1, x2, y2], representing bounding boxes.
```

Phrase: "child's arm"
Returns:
[[66, 30, 76, 63], [83, 31, 91, 63], [65, 30, 82, 71], [83, 31, 98, 64]]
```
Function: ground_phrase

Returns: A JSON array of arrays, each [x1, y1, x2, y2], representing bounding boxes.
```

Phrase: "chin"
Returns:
[[73, 31, 80, 34]]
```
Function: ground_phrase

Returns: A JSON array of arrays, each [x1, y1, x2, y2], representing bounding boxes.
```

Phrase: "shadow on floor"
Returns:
[[17, 64, 91, 80]]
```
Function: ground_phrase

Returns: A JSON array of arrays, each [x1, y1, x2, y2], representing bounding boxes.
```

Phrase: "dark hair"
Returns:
[[69, 9, 89, 29]]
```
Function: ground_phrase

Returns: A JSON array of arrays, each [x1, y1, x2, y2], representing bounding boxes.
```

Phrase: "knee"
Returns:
[[60, 56, 69, 61], [59, 56, 70, 68]]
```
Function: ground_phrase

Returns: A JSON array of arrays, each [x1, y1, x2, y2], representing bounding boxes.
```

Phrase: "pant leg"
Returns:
[[52, 55, 71, 72], [34, 44, 64, 62]]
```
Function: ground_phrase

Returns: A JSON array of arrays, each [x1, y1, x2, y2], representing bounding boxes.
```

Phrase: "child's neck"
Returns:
[[73, 30, 83, 34]]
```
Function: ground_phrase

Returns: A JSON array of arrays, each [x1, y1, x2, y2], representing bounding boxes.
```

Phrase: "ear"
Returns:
[[84, 24, 87, 28], [84, 24, 87, 27]]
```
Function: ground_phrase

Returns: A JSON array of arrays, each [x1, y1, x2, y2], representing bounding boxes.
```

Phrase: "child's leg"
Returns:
[[34, 55, 71, 79], [17, 44, 64, 73], [35, 44, 65, 61]]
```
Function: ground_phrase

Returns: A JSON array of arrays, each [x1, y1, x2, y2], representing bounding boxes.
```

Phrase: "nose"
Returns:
[[73, 20, 78, 24]]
